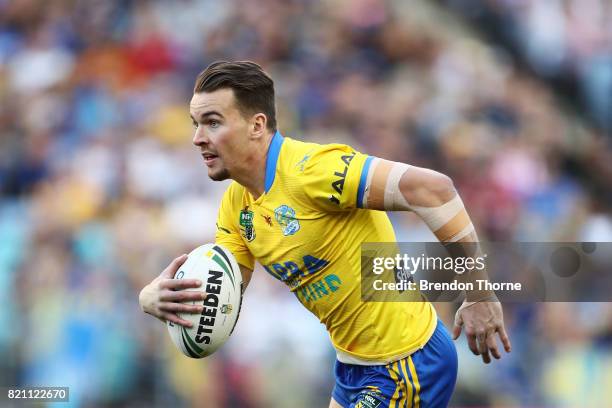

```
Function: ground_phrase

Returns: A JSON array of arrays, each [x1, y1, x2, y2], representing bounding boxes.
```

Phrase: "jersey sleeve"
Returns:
[[215, 183, 255, 270], [301, 144, 373, 212]]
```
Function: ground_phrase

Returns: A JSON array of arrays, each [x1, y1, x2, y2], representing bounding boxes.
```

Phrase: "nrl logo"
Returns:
[[274, 204, 300, 236], [239, 206, 256, 241], [220, 304, 233, 314]]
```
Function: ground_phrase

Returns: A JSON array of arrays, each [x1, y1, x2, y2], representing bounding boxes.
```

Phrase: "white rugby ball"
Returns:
[[167, 243, 243, 358]]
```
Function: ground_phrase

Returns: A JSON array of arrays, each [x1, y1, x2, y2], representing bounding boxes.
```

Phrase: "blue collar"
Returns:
[[264, 131, 284, 193]]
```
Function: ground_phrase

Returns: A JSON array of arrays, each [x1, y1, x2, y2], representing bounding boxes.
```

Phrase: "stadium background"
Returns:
[[1, 0, 611, 406]]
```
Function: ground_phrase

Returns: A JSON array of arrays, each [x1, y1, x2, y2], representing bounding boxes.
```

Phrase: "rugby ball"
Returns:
[[167, 243, 243, 358]]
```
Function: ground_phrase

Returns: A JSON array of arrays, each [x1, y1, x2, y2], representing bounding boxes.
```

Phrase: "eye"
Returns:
[[192, 121, 199, 129], [209, 120, 219, 128]]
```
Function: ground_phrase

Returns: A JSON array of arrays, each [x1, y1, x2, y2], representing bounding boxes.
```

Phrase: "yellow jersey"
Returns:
[[215, 131, 437, 363]]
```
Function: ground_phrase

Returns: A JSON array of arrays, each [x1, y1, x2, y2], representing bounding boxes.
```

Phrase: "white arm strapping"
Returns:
[[362, 159, 474, 242]]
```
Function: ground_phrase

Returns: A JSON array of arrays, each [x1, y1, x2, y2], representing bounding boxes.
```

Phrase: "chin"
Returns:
[[208, 168, 231, 181]]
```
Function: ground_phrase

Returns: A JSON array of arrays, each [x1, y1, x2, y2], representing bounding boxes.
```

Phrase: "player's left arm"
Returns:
[[361, 158, 512, 364]]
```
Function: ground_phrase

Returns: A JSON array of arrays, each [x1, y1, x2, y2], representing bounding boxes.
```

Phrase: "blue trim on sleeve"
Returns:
[[357, 156, 373, 208], [264, 131, 284, 193]]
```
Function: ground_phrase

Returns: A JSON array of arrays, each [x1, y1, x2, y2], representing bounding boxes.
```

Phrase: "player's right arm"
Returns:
[[139, 183, 254, 327]]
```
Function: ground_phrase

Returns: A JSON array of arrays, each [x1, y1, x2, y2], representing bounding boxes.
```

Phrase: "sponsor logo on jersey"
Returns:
[[329, 151, 356, 205], [239, 206, 256, 241], [394, 266, 413, 293], [274, 204, 300, 236], [297, 273, 341, 303]]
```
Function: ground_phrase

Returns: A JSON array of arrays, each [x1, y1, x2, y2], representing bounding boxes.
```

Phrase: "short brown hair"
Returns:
[[194, 61, 277, 131]]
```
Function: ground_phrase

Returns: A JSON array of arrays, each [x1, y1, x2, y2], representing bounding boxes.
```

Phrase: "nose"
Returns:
[[192, 126, 209, 147]]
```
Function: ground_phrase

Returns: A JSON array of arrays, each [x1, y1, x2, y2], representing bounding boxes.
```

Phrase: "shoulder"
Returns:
[[301, 142, 363, 181], [220, 181, 246, 206], [278, 137, 319, 171], [283, 138, 359, 175], [283, 139, 369, 211]]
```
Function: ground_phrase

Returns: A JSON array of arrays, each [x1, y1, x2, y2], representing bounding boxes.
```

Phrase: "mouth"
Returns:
[[201, 152, 218, 166]]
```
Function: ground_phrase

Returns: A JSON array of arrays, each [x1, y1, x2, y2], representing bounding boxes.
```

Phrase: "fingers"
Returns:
[[452, 313, 463, 340], [160, 312, 195, 328], [455, 307, 482, 358], [498, 325, 512, 353], [455, 302, 512, 364], [159, 288, 206, 302], [481, 324, 513, 363], [465, 326, 492, 364], [160, 254, 188, 279], [486, 330, 501, 360], [479, 346, 491, 364], [466, 328, 479, 356], [159, 302, 204, 314], [469, 326, 511, 364], [474, 330, 491, 364], [452, 324, 462, 341], [160, 278, 202, 290]]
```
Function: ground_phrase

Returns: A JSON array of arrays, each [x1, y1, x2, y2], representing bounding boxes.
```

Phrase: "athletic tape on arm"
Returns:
[[362, 158, 475, 242]]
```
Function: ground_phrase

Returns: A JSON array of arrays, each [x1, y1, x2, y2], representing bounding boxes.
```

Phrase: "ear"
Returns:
[[249, 113, 267, 140]]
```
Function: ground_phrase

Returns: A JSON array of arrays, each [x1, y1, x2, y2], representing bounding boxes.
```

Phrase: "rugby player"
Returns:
[[139, 61, 511, 407]]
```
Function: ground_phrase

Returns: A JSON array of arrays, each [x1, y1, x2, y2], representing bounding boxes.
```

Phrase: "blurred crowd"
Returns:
[[0, 0, 611, 406], [443, 0, 612, 134]]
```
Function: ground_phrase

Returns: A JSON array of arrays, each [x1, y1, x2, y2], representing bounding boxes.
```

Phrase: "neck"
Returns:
[[233, 131, 275, 200]]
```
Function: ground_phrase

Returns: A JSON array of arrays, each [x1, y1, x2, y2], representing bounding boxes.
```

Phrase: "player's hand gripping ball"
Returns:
[[167, 244, 243, 358]]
